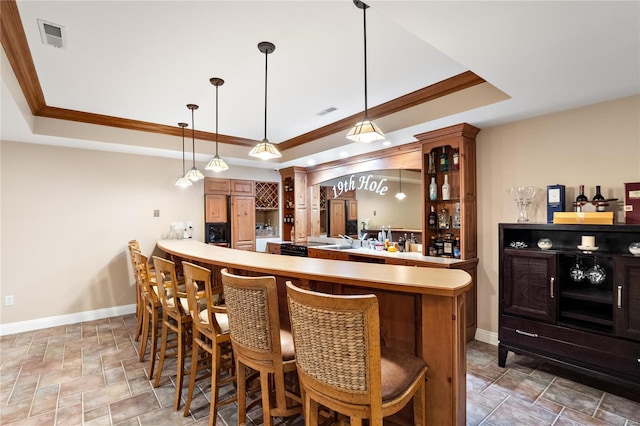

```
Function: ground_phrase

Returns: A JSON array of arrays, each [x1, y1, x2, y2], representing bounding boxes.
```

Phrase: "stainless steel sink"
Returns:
[[317, 244, 355, 250]]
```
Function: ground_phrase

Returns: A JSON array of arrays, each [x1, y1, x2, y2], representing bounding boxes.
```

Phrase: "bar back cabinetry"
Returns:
[[417, 123, 480, 341], [499, 223, 640, 399]]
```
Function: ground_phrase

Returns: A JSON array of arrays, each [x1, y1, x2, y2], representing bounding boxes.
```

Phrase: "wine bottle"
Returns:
[[439, 147, 449, 172], [453, 237, 461, 259], [428, 206, 437, 229], [428, 236, 438, 257], [592, 185, 605, 212], [452, 148, 460, 171], [429, 177, 437, 201], [575, 185, 588, 212], [442, 175, 451, 201]]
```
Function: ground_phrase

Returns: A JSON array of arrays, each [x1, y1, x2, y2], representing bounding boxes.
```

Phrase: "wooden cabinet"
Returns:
[[231, 196, 255, 251], [266, 242, 281, 255], [204, 178, 231, 194], [417, 123, 480, 339], [499, 223, 640, 398], [230, 179, 255, 196], [205, 194, 228, 223], [502, 249, 557, 323], [614, 257, 640, 340], [347, 200, 358, 221], [280, 167, 308, 243], [328, 199, 346, 237]]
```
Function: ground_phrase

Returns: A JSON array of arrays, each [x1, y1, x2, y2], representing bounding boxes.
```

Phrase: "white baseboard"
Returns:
[[0, 304, 136, 336], [474, 328, 499, 346]]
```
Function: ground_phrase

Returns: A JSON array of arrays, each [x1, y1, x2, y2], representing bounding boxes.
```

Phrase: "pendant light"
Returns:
[[346, 0, 385, 144], [185, 103, 205, 181], [205, 77, 229, 172], [249, 41, 282, 160], [175, 122, 193, 188], [395, 168, 406, 200]]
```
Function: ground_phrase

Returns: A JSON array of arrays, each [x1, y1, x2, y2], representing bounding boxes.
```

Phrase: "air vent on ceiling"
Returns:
[[38, 19, 65, 49], [317, 106, 337, 116]]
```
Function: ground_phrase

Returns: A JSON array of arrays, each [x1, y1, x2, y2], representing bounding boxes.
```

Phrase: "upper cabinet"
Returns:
[[417, 123, 480, 260]]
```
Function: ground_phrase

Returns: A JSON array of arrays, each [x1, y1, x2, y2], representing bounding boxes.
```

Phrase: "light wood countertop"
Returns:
[[157, 239, 471, 297]]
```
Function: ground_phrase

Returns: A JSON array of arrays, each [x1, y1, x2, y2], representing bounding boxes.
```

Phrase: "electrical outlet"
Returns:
[[5, 295, 14, 306], [153, 209, 160, 217]]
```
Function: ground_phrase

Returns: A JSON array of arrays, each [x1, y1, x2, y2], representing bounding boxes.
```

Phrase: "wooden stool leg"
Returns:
[[208, 346, 221, 424], [153, 318, 169, 388], [183, 340, 200, 417], [173, 323, 187, 410], [138, 308, 149, 361], [237, 360, 247, 426], [147, 309, 159, 380], [260, 371, 273, 426]]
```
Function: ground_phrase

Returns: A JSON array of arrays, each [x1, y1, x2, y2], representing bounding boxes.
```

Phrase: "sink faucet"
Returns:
[[338, 234, 355, 247]]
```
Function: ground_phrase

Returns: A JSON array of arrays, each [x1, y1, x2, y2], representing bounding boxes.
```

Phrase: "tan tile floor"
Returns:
[[1, 314, 639, 425]]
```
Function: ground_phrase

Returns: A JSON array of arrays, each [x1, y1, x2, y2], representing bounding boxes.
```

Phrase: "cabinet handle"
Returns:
[[516, 329, 539, 338], [550, 277, 555, 299], [617, 285, 622, 309]]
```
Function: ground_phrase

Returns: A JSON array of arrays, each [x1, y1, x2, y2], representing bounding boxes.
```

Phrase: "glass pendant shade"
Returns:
[[250, 41, 282, 160], [186, 103, 204, 181], [346, 118, 385, 143], [175, 176, 193, 188], [205, 155, 229, 172], [249, 139, 282, 160]]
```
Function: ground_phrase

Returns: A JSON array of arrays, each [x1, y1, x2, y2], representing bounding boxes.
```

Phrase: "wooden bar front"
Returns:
[[157, 239, 471, 425]]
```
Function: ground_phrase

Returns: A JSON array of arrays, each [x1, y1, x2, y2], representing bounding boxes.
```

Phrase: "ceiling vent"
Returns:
[[317, 106, 337, 116], [38, 19, 65, 48]]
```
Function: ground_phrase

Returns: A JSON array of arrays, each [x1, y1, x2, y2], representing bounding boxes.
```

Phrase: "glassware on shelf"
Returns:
[[569, 256, 586, 283], [537, 238, 553, 250], [586, 257, 606, 286], [508, 186, 539, 223], [629, 242, 640, 256]]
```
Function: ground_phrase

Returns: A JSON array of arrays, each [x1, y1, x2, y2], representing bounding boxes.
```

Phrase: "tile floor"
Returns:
[[1, 314, 639, 425]]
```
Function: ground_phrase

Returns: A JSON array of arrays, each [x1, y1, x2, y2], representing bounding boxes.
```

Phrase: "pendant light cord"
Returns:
[[191, 107, 196, 164], [362, 4, 369, 119], [215, 85, 220, 156], [181, 126, 186, 174], [263, 48, 268, 143]]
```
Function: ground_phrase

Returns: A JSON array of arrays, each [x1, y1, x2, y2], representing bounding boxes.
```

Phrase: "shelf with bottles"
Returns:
[[426, 145, 460, 175]]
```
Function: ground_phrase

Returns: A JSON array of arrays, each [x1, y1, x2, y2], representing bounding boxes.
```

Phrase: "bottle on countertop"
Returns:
[[575, 184, 588, 212], [453, 236, 461, 259], [428, 206, 437, 229], [429, 177, 437, 201], [428, 236, 438, 257], [439, 147, 449, 172], [592, 185, 605, 212], [387, 226, 392, 243], [442, 174, 451, 201]]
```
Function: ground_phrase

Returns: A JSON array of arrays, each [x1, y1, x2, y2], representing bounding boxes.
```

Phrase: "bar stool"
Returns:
[[181, 262, 236, 424], [286, 282, 428, 426], [128, 240, 156, 342], [151, 256, 192, 410], [220, 268, 302, 426], [133, 250, 162, 381]]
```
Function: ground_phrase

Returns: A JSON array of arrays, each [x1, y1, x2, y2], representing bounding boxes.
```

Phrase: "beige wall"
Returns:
[[1, 95, 638, 336], [475, 95, 640, 336], [0, 142, 279, 326]]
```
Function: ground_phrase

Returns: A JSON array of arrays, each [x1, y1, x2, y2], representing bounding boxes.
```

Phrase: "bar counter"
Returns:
[[157, 239, 472, 425]]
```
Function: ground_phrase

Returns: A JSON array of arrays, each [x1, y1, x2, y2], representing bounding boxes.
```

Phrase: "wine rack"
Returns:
[[255, 181, 279, 210]]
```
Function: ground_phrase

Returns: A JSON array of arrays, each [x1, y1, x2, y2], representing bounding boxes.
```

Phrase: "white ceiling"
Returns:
[[2, 1, 639, 170]]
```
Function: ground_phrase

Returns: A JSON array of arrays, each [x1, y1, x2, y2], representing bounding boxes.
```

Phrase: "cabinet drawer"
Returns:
[[501, 315, 640, 380], [230, 179, 255, 196]]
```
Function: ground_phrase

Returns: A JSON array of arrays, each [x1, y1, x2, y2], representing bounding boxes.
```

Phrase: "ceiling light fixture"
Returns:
[[185, 103, 205, 181], [346, 0, 385, 144], [395, 168, 406, 200], [249, 41, 282, 160], [175, 122, 193, 188], [205, 78, 229, 172]]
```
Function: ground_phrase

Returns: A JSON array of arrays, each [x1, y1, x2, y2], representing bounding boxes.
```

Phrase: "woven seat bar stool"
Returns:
[[152, 256, 192, 410], [133, 250, 162, 381], [128, 240, 157, 342], [286, 282, 428, 426], [181, 262, 236, 424], [220, 268, 302, 426]]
